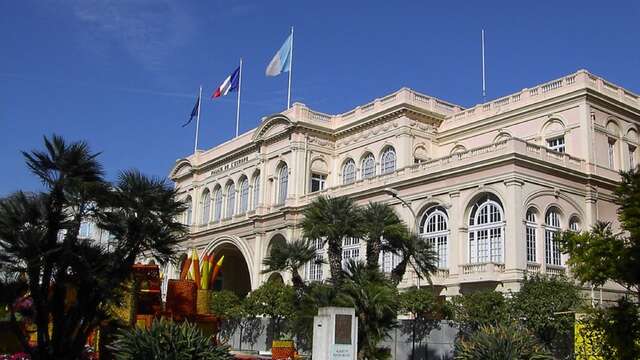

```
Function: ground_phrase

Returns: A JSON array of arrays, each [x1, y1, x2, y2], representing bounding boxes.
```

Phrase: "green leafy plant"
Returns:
[[340, 260, 399, 360], [243, 280, 295, 346], [509, 274, 583, 358], [261, 238, 319, 291], [450, 290, 509, 336], [301, 196, 362, 282], [454, 323, 552, 360], [109, 319, 232, 360]]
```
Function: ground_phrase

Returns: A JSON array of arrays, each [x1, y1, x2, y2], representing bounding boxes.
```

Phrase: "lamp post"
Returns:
[[383, 187, 417, 232]]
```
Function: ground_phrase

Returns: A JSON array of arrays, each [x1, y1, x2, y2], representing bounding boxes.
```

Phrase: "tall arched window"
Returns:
[[381, 147, 396, 174], [468, 194, 505, 263], [201, 190, 211, 225], [239, 178, 249, 214], [361, 153, 375, 179], [545, 207, 562, 266], [213, 188, 222, 221], [342, 159, 356, 185], [277, 164, 288, 205], [419, 206, 449, 268], [184, 196, 193, 225], [225, 182, 235, 218], [252, 173, 260, 210], [525, 208, 537, 263]]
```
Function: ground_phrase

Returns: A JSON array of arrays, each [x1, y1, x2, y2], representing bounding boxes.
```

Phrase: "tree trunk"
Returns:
[[327, 237, 344, 282], [391, 257, 410, 286], [365, 236, 382, 269]]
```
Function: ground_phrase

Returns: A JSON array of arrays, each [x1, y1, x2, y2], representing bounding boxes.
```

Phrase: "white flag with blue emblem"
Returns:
[[266, 33, 293, 77]]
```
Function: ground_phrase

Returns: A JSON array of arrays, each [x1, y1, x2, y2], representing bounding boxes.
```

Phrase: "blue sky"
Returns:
[[1, 0, 639, 196]]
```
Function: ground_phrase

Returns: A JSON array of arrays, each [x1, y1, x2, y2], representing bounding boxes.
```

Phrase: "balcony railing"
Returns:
[[461, 262, 505, 275], [526, 263, 542, 273]]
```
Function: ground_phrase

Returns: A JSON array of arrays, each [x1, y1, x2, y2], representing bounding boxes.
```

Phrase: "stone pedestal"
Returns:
[[312, 307, 358, 360]]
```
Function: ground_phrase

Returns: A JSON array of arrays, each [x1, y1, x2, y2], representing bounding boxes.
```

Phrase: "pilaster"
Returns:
[[504, 179, 525, 271], [448, 191, 461, 276]]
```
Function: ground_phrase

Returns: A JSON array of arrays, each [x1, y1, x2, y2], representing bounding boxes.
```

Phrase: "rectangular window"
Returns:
[[545, 229, 561, 266], [306, 238, 324, 281], [547, 136, 565, 153], [629, 145, 636, 170], [341, 237, 360, 268], [608, 139, 616, 169], [310, 173, 326, 193], [426, 235, 448, 268], [526, 225, 536, 263]]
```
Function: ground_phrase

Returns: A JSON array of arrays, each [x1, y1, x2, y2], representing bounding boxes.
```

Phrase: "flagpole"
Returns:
[[194, 85, 202, 153], [481, 29, 486, 101], [236, 58, 242, 138], [287, 26, 294, 109]]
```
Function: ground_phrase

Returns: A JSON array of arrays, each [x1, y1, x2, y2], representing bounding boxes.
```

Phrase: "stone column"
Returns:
[[504, 179, 525, 272]]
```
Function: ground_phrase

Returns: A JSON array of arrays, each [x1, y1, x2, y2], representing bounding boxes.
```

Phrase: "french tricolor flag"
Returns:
[[212, 66, 241, 99]]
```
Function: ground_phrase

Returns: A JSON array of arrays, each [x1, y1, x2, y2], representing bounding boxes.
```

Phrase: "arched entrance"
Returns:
[[204, 239, 253, 298]]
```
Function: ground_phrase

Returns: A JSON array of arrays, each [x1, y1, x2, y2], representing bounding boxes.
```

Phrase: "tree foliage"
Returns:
[[243, 280, 295, 343], [560, 169, 640, 357], [450, 290, 509, 336], [360, 202, 406, 269], [109, 319, 232, 360], [575, 297, 640, 359], [561, 169, 640, 298], [454, 323, 552, 360], [261, 238, 318, 291], [0, 135, 186, 360], [509, 274, 583, 358], [340, 260, 399, 360], [399, 287, 449, 359], [300, 196, 362, 282]]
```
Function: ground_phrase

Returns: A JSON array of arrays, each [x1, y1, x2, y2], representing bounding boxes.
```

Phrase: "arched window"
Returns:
[[201, 190, 211, 224], [342, 159, 356, 185], [468, 194, 505, 263], [184, 196, 193, 225], [225, 182, 236, 218], [419, 206, 449, 268], [545, 207, 562, 266], [213, 188, 222, 221], [381, 147, 396, 174], [569, 216, 581, 232], [252, 173, 260, 210], [239, 178, 249, 214], [277, 164, 288, 205], [525, 208, 538, 263], [361, 153, 376, 179]]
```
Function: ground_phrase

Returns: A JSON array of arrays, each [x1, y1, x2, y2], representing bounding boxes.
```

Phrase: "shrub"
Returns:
[[454, 323, 552, 360], [109, 319, 232, 360]]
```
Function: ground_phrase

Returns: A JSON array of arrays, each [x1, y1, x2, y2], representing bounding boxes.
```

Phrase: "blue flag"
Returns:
[[266, 33, 292, 77], [182, 93, 200, 127]]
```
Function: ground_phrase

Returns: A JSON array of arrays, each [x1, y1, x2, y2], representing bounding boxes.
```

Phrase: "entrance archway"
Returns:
[[204, 238, 253, 298]]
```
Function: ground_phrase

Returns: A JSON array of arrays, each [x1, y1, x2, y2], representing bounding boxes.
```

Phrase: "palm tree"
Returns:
[[455, 323, 553, 360], [300, 196, 362, 282], [261, 238, 318, 291], [340, 260, 399, 359], [0, 135, 186, 360], [388, 232, 439, 287], [360, 202, 407, 269]]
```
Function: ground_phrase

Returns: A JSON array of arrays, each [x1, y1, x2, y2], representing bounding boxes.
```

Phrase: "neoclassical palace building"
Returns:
[[168, 70, 638, 299]]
